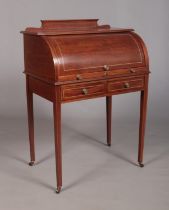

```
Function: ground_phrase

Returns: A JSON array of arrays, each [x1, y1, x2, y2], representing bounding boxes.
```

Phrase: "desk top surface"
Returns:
[[21, 19, 134, 36]]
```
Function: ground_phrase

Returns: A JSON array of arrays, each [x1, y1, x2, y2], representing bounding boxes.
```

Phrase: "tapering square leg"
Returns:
[[138, 76, 149, 167], [26, 76, 35, 166], [106, 96, 112, 146], [53, 87, 62, 193]]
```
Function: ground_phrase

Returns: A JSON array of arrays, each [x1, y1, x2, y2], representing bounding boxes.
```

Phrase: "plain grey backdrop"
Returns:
[[0, 0, 169, 210]]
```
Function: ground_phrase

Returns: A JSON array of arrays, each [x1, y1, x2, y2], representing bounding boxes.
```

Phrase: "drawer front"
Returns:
[[58, 67, 148, 82], [62, 81, 106, 102], [108, 77, 144, 94]]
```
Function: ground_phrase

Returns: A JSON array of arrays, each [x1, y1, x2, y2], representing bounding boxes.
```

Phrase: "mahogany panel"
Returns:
[[24, 35, 56, 82], [28, 77, 55, 102], [41, 19, 99, 29]]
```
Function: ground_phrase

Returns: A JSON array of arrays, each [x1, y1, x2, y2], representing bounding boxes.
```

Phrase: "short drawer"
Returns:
[[62, 81, 106, 102], [108, 77, 144, 93]]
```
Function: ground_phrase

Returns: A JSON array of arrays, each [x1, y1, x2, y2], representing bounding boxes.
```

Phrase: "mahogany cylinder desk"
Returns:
[[21, 19, 150, 193]]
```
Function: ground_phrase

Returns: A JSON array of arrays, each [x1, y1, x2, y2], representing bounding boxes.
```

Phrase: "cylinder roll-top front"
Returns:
[[24, 31, 147, 83]]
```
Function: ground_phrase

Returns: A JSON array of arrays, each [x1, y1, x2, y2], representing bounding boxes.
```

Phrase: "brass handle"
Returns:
[[124, 82, 130, 88], [76, 74, 82, 80], [82, 88, 88, 95], [103, 65, 110, 71], [130, 69, 136, 73]]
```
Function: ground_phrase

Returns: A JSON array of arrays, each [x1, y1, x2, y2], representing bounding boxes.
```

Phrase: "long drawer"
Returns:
[[61, 81, 106, 102]]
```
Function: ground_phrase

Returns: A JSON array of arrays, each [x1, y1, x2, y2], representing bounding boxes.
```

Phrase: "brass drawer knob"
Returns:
[[103, 65, 110, 71], [124, 82, 130, 88], [82, 88, 88, 95], [76, 74, 82, 80], [130, 69, 136, 73]]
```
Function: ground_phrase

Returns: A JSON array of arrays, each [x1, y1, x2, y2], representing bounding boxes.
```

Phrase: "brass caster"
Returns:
[[55, 186, 61, 194], [138, 162, 144, 168], [29, 161, 34, 166]]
